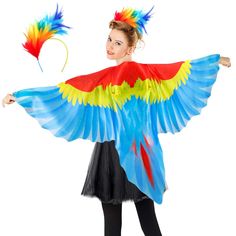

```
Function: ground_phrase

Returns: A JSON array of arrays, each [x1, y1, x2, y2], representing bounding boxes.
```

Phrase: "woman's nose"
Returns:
[[107, 42, 113, 50]]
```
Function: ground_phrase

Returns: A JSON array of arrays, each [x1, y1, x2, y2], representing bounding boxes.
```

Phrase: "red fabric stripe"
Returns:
[[132, 141, 138, 157], [140, 143, 154, 187], [144, 135, 151, 150], [65, 61, 184, 92]]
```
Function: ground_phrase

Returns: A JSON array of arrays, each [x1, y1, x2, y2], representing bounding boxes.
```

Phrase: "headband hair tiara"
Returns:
[[113, 6, 154, 35], [22, 4, 71, 72]]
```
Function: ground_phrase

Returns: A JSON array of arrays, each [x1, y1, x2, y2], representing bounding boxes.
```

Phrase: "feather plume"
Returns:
[[22, 4, 70, 60], [114, 6, 154, 34]]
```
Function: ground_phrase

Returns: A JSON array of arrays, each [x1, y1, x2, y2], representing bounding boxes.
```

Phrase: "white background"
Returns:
[[0, 0, 235, 235]]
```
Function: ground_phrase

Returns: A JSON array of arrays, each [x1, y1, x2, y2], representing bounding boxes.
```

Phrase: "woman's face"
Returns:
[[106, 29, 133, 60]]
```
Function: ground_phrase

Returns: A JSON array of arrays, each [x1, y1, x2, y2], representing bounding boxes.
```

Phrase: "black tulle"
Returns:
[[81, 141, 148, 204]]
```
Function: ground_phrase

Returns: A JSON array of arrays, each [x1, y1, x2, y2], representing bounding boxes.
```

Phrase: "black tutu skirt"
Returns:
[[81, 140, 148, 204]]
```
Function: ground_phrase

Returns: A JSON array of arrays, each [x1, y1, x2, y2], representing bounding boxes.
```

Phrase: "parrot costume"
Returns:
[[13, 54, 220, 204]]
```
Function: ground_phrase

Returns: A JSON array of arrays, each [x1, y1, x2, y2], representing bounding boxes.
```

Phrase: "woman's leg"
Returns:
[[101, 202, 122, 236], [135, 198, 162, 236]]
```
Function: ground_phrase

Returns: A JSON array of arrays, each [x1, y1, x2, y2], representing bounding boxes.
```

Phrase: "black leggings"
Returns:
[[101, 198, 162, 236]]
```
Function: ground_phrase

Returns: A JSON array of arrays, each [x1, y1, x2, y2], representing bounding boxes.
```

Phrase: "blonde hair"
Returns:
[[109, 20, 142, 47]]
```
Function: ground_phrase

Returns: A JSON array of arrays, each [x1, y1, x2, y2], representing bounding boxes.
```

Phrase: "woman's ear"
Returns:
[[127, 46, 135, 55]]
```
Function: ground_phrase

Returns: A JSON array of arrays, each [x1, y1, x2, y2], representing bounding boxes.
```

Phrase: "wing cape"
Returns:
[[13, 54, 220, 203]]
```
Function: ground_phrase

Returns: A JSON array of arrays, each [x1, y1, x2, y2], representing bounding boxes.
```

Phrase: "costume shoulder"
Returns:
[[58, 59, 187, 110]]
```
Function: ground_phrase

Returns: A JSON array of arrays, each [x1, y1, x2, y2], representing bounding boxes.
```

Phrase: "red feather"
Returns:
[[140, 143, 154, 187]]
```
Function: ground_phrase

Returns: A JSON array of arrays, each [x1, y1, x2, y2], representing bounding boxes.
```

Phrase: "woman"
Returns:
[[2, 7, 231, 236], [81, 16, 163, 236]]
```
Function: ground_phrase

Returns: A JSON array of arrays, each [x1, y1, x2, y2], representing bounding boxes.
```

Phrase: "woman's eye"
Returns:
[[107, 37, 111, 42], [115, 42, 121, 46]]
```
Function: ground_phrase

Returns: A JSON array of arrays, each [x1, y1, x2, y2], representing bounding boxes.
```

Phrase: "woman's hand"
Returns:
[[2, 94, 16, 107], [220, 56, 231, 67]]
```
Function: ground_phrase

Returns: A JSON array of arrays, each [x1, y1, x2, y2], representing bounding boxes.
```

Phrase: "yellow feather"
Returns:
[[57, 61, 192, 112]]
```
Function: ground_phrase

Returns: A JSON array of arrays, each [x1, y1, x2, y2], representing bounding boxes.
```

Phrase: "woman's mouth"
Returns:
[[107, 51, 114, 56]]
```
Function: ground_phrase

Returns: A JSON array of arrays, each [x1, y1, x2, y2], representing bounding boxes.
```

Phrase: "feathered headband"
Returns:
[[22, 4, 71, 72], [114, 6, 154, 35]]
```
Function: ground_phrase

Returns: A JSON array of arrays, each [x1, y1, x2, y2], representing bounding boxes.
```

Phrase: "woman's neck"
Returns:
[[116, 55, 132, 65]]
